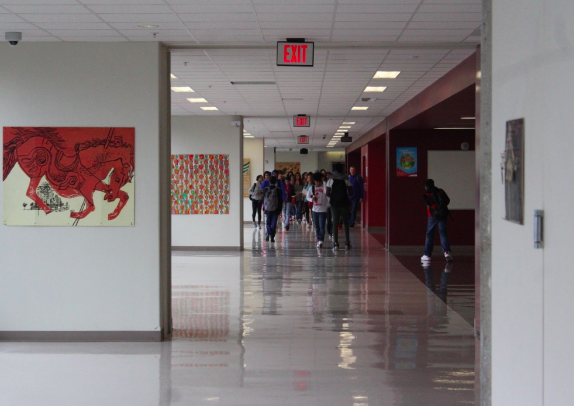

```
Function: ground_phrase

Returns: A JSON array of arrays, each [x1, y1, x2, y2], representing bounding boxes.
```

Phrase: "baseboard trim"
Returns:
[[0, 331, 163, 342], [388, 245, 475, 255], [366, 226, 386, 233], [172, 246, 242, 251]]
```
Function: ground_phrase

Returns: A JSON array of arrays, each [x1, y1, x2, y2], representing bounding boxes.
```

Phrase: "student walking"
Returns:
[[348, 166, 364, 227], [326, 163, 352, 250], [249, 174, 264, 229], [263, 176, 283, 243], [306, 172, 329, 248], [421, 179, 452, 262]]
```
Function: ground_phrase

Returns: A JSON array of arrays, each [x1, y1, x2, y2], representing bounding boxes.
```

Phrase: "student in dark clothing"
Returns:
[[348, 166, 364, 227], [263, 176, 283, 243], [421, 179, 452, 262]]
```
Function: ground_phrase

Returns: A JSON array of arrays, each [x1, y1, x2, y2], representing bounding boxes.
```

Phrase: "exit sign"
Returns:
[[277, 41, 314, 67], [293, 115, 310, 127], [298, 135, 309, 144]]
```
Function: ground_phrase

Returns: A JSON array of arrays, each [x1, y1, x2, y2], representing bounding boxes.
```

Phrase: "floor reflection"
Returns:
[[0, 226, 476, 406]]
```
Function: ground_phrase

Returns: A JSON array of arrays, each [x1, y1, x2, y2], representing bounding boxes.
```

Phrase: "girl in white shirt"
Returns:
[[306, 172, 329, 248]]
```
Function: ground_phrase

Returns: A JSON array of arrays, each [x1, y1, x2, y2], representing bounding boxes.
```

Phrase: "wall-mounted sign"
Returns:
[[293, 115, 310, 127], [298, 135, 309, 144], [396, 147, 418, 177], [277, 41, 314, 67]]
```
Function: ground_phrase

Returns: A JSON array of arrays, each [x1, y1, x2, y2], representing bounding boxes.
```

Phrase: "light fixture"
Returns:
[[138, 24, 159, 28], [434, 127, 475, 130], [339, 126, 351, 129], [461, 117, 476, 120], [170, 74, 177, 79], [187, 98, 208, 103], [244, 135, 255, 138], [373, 71, 401, 79], [333, 135, 343, 138], [364, 86, 387, 92], [342, 122, 355, 125], [243, 132, 252, 136], [171, 87, 194, 92], [335, 132, 344, 135], [201, 106, 219, 111], [352, 107, 369, 111]]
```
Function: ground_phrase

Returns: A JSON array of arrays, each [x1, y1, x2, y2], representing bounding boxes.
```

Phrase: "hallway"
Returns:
[[1, 225, 475, 405]]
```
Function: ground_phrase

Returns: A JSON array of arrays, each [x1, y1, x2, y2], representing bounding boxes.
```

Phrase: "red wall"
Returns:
[[361, 141, 386, 228], [388, 129, 475, 247]]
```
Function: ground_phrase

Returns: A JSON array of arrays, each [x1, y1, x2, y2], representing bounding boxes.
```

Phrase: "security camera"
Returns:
[[5, 32, 22, 46]]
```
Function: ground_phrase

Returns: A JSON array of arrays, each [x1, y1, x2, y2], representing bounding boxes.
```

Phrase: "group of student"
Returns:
[[248, 163, 364, 251]]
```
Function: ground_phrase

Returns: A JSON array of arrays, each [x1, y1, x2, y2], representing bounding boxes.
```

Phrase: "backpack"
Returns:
[[329, 179, 349, 208], [431, 188, 450, 219], [248, 183, 256, 201], [264, 186, 279, 212]]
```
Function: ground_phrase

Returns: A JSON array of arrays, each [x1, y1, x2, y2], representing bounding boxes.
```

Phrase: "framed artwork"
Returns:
[[396, 147, 418, 177], [171, 154, 230, 215], [276, 162, 301, 174], [243, 158, 251, 197], [502, 118, 525, 224], [3, 127, 135, 226]]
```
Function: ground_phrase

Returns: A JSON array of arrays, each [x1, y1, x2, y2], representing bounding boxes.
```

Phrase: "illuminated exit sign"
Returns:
[[298, 135, 309, 144], [277, 41, 314, 67], [293, 115, 310, 127]]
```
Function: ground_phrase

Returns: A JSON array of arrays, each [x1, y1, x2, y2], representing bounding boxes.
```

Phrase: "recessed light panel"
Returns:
[[364, 86, 387, 92], [171, 87, 194, 92], [373, 71, 401, 79], [352, 107, 369, 111], [170, 74, 177, 79], [339, 126, 351, 129], [201, 107, 219, 111], [187, 98, 208, 103], [342, 122, 355, 125]]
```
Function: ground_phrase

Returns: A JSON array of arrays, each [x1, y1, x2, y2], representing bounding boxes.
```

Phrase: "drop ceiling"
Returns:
[[0, 0, 481, 150]]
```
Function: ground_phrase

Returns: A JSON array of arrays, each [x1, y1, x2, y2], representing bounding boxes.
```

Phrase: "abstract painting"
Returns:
[[171, 154, 230, 215], [243, 158, 251, 197], [3, 127, 135, 226]]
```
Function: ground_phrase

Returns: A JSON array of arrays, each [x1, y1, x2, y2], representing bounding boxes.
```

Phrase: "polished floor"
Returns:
[[0, 222, 476, 406]]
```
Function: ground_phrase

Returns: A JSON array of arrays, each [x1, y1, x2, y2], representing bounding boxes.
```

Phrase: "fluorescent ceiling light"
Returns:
[[352, 107, 369, 111], [244, 135, 255, 138], [434, 127, 475, 130], [461, 117, 476, 120], [374, 71, 401, 79], [187, 98, 208, 103], [201, 106, 219, 111], [170, 74, 177, 79], [333, 135, 343, 138], [171, 87, 194, 92], [243, 132, 251, 136], [364, 86, 387, 92], [138, 24, 159, 28], [339, 126, 351, 129], [335, 132, 344, 135], [342, 122, 355, 125]]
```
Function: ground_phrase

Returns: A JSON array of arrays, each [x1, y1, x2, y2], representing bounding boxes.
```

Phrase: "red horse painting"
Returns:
[[3, 127, 134, 223]]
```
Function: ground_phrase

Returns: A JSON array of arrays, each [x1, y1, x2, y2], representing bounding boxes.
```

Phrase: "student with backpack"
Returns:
[[249, 174, 264, 229], [326, 163, 353, 250], [421, 179, 452, 262], [263, 176, 283, 243]]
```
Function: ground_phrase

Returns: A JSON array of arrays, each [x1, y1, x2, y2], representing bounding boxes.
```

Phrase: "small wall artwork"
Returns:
[[171, 154, 230, 215], [502, 119, 524, 224], [396, 147, 418, 177], [243, 158, 251, 197], [276, 162, 301, 174], [3, 126, 135, 226]]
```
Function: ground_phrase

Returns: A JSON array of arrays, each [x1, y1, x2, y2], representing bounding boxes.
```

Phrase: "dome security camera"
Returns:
[[5, 32, 22, 46]]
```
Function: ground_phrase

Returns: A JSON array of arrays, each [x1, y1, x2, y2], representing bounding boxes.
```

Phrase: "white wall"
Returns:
[[318, 151, 345, 172], [243, 138, 264, 222], [171, 116, 243, 248], [264, 146, 276, 173], [491, 1, 574, 404], [275, 151, 318, 173], [0, 42, 169, 336]]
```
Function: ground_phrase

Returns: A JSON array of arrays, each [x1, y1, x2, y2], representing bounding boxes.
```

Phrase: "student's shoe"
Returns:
[[333, 243, 339, 251], [253, 221, 257, 228], [265, 234, 270, 242], [345, 241, 351, 250], [317, 241, 323, 248], [421, 255, 432, 261], [271, 237, 275, 242], [444, 252, 453, 262]]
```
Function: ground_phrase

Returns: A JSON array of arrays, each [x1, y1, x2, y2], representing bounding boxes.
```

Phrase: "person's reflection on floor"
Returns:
[[423, 262, 452, 302], [252, 228, 262, 250]]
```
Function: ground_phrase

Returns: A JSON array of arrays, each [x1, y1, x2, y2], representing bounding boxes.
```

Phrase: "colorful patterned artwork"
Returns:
[[3, 127, 135, 226], [243, 158, 251, 197], [171, 154, 230, 214], [276, 161, 301, 174]]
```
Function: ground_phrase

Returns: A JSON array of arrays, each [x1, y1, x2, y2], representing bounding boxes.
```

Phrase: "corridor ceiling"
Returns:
[[0, 0, 481, 150]]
